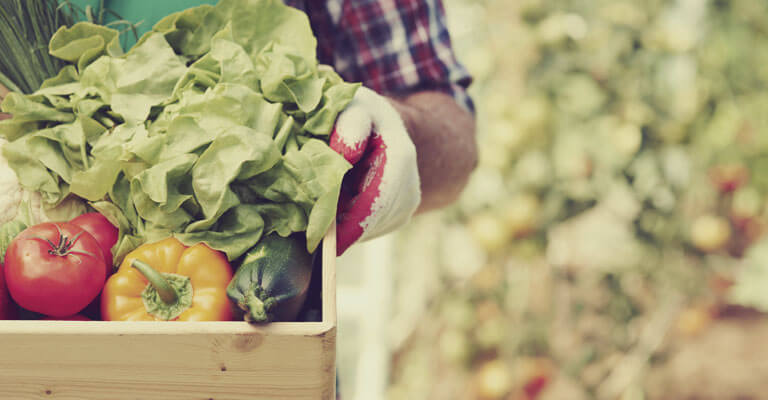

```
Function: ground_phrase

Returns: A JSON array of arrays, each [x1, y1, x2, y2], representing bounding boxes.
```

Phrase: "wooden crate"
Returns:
[[0, 228, 337, 400]]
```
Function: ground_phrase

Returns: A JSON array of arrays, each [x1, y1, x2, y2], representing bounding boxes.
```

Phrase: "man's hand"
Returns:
[[330, 87, 421, 256], [330, 86, 478, 256]]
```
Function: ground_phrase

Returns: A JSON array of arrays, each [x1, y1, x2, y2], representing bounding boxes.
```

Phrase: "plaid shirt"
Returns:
[[285, 0, 475, 113]]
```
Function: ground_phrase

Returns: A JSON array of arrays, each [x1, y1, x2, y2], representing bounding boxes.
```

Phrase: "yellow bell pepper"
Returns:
[[101, 238, 234, 321]]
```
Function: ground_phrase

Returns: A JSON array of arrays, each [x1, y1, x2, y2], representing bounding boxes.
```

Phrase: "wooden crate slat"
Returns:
[[0, 225, 337, 399]]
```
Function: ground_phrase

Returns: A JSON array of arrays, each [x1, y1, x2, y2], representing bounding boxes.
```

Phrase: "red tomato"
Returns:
[[70, 213, 119, 271], [4, 222, 106, 318], [0, 264, 17, 320], [41, 314, 91, 321], [80, 295, 103, 321]]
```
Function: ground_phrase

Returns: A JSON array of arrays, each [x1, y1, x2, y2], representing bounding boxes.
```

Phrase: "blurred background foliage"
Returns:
[[386, 0, 768, 399]]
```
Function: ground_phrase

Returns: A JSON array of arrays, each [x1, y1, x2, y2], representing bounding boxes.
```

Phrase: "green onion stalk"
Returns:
[[0, 0, 74, 94], [0, 0, 139, 95]]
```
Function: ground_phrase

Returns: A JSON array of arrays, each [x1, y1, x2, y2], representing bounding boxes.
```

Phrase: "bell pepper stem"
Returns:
[[132, 260, 178, 305]]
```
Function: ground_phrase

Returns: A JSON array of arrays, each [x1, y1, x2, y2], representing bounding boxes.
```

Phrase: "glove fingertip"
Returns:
[[336, 241, 350, 257], [331, 127, 369, 165], [335, 218, 364, 257]]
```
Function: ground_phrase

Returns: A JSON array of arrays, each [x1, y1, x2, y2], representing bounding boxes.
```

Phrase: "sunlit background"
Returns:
[[338, 0, 768, 399]]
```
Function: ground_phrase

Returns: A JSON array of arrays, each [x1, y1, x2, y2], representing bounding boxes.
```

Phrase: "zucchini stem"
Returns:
[[243, 293, 277, 323], [245, 296, 269, 322]]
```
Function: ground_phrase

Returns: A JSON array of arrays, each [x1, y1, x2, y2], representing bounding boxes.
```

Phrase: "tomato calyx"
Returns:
[[31, 226, 95, 258]]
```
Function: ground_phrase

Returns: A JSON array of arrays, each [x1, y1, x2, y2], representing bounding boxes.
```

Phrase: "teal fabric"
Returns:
[[64, 0, 217, 47]]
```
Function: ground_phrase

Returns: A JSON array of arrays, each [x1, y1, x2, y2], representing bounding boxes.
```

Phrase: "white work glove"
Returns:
[[330, 86, 421, 256]]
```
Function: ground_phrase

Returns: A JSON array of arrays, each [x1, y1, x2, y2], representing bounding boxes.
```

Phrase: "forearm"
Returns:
[[389, 91, 478, 213]]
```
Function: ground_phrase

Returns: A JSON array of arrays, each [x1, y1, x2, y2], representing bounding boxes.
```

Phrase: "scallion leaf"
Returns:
[[0, 0, 74, 94]]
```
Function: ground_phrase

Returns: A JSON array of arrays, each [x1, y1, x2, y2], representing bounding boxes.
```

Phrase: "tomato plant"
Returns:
[[4, 222, 106, 317], [70, 212, 118, 271]]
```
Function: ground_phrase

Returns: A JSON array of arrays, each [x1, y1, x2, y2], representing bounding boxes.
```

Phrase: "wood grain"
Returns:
[[322, 222, 338, 399], [0, 228, 338, 399]]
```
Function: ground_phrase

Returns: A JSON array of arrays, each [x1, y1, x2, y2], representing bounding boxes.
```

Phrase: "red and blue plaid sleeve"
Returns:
[[300, 0, 475, 114]]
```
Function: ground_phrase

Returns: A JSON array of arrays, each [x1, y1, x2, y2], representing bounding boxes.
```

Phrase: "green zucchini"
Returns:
[[227, 233, 316, 323]]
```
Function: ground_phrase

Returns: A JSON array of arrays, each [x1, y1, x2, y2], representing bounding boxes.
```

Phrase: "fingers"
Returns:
[[335, 135, 387, 256], [331, 95, 373, 164], [336, 215, 364, 256], [331, 86, 421, 254], [330, 125, 369, 165]]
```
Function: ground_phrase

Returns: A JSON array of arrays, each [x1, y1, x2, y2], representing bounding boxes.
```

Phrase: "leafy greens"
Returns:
[[0, 0, 357, 261]]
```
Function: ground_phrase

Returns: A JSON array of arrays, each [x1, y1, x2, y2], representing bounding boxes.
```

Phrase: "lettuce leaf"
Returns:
[[49, 22, 123, 71], [0, 220, 25, 260], [0, 0, 357, 261]]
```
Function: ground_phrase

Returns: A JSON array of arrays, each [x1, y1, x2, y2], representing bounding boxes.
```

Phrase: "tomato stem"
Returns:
[[30, 229, 87, 257], [131, 260, 178, 304]]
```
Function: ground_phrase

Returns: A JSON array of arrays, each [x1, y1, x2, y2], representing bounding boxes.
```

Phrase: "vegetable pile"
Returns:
[[1, 0, 355, 260], [0, 0, 353, 322]]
